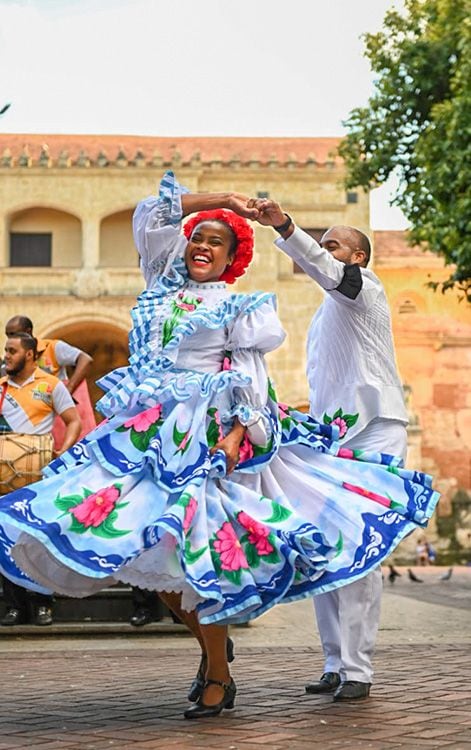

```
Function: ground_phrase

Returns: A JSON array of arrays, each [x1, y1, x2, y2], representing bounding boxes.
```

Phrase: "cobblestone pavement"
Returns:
[[1, 567, 470, 750]]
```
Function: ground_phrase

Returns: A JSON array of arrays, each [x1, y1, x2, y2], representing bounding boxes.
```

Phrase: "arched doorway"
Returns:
[[45, 320, 129, 420]]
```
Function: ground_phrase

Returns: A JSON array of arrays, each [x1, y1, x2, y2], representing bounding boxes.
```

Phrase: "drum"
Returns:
[[0, 433, 54, 495]]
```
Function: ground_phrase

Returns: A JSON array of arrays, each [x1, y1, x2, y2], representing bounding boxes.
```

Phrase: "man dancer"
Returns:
[[253, 200, 408, 701]]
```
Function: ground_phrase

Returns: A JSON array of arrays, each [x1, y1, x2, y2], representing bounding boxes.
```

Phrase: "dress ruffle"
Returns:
[[97, 291, 279, 418]]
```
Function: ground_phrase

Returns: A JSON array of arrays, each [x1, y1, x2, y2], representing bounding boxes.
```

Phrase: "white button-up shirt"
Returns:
[[275, 227, 408, 441]]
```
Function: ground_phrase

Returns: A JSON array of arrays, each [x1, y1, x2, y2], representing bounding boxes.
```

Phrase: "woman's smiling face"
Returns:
[[185, 221, 236, 282]]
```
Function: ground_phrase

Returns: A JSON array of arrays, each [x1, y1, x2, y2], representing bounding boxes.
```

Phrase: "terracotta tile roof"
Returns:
[[374, 230, 434, 258], [0, 133, 342, 167]]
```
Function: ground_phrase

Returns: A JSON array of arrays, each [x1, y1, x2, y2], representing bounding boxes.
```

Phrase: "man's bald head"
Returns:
[[320, 226, 371, 267], [5, 315, 34, 337]]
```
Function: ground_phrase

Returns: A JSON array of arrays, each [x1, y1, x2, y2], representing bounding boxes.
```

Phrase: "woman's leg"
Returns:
[[158, 591, 205, 649], [199, 623, 231, 705], [158, 593, 233, 707]]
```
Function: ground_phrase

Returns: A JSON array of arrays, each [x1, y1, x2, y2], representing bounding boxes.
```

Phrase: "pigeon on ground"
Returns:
[[407, 568, 423, 583], [388, 564, 401, 583], [439, 567, 453, 581]]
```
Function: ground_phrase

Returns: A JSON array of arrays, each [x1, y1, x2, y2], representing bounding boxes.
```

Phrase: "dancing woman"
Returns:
[[0, 172, 439, 718]]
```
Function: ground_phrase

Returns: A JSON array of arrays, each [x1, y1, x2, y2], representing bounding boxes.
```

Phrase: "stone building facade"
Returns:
[[374, 231, 471, 560]]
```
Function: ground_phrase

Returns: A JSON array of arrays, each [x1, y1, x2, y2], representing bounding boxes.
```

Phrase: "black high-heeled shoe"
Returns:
[[187, 636, 234, 702], [183, 677, 236, 719]]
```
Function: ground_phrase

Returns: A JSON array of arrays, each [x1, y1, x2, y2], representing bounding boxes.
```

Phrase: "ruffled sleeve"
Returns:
[[132, 171, 189, 289], [225, 297, 286, 445]]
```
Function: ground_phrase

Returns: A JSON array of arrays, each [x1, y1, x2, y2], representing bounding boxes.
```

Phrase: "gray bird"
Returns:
[[439, 567, 453, 581], [407, 568, 423, 583], [388, 564, 401, 583]]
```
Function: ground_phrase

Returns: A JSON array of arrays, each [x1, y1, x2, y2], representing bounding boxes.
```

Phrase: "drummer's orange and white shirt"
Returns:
[[37, 339, 83, 380], [0, 368, 74, 435]]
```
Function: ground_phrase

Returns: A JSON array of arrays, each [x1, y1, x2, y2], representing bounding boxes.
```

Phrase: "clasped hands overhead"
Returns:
[[226, 193, 287, 228]]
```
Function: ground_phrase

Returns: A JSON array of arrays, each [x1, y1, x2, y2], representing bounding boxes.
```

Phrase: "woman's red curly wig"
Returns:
[[183, 209, 254, 284]]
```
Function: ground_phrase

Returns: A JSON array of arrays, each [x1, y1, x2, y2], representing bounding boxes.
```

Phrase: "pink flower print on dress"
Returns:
[[124, 404, 162, 433], [71, 485, 120, 528], [178, 431, 191, 452], [213, 522, 249, 571], [323, 408, 359, 439], [238, 511, 274, 556], [183, 496, 198, 533], [332, 417, 348, 438], [338, 447, 355, 459], [222, 356, 232, 371], [238, 435, 254, 462], [213, 409, 224, 441], [278, 403, 290, 420], [343, 482, 391, 508], [175, 292, 204, 312]]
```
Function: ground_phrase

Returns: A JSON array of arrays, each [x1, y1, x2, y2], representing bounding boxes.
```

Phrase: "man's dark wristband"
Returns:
[[273, 213, 293, 234]]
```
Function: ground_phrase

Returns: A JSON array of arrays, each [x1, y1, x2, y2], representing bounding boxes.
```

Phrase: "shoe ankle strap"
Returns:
[[204, 678, 231, 689]]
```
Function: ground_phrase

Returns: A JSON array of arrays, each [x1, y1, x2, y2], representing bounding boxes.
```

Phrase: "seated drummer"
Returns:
[[0, 332, 81, 627]]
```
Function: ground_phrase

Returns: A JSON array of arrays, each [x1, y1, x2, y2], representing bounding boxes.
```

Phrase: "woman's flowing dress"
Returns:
[[0, 173, 439, 625]]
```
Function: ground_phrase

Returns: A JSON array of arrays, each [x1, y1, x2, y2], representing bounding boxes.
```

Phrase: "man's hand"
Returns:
[[66, 352, 92, 395], [248, 198, 287, 227]]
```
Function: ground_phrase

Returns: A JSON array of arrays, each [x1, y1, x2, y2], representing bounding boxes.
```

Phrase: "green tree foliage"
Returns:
[[339, 0, 471, 300]]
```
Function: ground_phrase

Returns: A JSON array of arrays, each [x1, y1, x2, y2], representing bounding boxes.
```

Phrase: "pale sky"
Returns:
[[0, 0, 408, 229]]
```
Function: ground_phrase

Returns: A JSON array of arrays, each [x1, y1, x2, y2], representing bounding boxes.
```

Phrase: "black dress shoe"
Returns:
[[34, 606, 53, 626], [1, 608, 25, 626], [184, 678, 236, 719], [333, 681, 371, 701], [187, 636, 235, 702], [130, 607, 152, 627], [305, 671, 340, 694]]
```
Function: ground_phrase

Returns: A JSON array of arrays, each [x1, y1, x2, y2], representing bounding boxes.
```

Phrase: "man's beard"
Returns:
[[6, 355, 27, 376]]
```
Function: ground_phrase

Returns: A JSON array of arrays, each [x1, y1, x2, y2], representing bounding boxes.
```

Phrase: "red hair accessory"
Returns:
[[183, 209, 254, 284]]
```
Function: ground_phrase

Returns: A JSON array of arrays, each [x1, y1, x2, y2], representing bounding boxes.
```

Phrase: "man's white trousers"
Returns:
[[313, 418, 408, 683]]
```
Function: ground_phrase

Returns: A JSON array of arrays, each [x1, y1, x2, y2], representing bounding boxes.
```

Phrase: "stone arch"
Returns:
[[100, 208, 136, 267], [8, 206, 82, 267], [44, 318, 129, 416]]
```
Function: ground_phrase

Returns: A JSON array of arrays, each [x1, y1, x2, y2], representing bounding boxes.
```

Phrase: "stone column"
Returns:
[[0, 214, 9, 267], [81, 217, 100, 268]]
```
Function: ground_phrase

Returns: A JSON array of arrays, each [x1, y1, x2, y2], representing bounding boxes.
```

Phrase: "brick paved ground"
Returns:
[[1, 567, 470, 750]]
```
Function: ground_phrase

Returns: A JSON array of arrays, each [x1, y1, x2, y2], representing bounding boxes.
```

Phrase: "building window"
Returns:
[[10, 233, 52, 266], [398, 299, 417, 314], [346, 191, 358, 204], [293, 228, 327, 273]]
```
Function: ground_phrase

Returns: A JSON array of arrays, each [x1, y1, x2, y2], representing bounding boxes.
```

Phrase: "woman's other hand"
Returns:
[[209, 418, 247, 474]]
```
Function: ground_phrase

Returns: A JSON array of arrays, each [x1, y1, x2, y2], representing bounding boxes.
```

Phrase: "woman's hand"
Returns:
[[226, 192, 260, 220], [209, 418, 247, 474], [182, 192, 260, 220]]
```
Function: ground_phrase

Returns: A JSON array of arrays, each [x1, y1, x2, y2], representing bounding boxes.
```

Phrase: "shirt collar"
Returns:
[[5, 367, 43, 389]]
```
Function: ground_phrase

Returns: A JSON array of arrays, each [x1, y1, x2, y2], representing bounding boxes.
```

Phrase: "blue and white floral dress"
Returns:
[[0, 173, 440, 625]]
